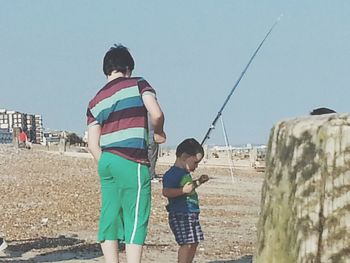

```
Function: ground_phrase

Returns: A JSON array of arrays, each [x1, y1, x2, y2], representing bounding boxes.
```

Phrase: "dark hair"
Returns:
[[176, 138, 204, 158], [103, 44, 135, 76], [310, 107, 336, 115]]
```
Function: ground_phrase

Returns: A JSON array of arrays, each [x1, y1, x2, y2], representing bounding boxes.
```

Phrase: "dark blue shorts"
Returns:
[[168, 212, 204, 245]]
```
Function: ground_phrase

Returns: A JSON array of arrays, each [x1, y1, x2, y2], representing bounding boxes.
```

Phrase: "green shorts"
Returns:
[[97, 151, 151, 245]]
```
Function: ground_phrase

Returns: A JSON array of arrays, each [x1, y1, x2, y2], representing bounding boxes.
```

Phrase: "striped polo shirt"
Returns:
[[87, 77, 156, 164]]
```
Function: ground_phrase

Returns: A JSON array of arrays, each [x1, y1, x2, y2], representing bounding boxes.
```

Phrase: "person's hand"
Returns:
[[198, 174, 209, 184], [154, 131, 166, 144], [193, 174, 210, 188], [182, 182, 194, 194]]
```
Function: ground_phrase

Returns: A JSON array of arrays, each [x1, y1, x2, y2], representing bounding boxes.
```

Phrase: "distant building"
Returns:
[[35, 115, 43, 143], [0, 129, 12, 144], [210, 144, 267, 159], [42, 130, 60, 145], [0, 108, 44, 144], [0, 109, 10, 130]]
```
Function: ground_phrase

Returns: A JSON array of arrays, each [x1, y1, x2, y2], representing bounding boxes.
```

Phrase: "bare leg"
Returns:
[[187, 243, 198, 263], [178, 243, 198, 263], [126, 244, 143, 263], [101, 240, 119, 263]]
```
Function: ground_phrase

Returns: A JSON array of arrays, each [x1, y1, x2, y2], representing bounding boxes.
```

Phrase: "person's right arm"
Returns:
[[87, 124, 102, 162], [143, 94, 166, 144]]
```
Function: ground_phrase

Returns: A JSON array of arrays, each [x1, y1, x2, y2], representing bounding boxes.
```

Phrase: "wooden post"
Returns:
[[12, 127, 20, 148], [59, 138, 66, 153], [256, 114, 350, 263]]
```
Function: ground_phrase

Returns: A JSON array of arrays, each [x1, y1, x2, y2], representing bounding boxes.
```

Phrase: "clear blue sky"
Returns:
[[1, 1, 349, 146]]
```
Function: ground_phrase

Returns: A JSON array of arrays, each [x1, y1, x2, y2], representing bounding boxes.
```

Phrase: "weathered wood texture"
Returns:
[[256, 114, 350, 263]]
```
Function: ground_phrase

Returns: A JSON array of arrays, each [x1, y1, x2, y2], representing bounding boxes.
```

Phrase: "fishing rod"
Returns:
[[201, 15, 282, 146]]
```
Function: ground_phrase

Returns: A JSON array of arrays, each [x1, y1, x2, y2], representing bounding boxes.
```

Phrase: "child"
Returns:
[[87, 44, 166, 263], [162, 138, 209, 263]]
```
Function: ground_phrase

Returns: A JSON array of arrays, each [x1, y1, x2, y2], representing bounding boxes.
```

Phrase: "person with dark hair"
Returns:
[[310, 107, 336, 115], [103, 44, 135, 76], [162, 138, 209, 263], [87, 44, 166, 263]]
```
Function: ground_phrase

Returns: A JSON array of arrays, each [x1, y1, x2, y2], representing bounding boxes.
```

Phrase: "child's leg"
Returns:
[[178, 243, 198, 263], [187, 243, 198, 262], [126, 244, 143, 263], [100, 240, 119, 263]]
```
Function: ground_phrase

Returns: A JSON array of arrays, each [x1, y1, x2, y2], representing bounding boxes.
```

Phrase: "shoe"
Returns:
[[0, 238, 7, 251]]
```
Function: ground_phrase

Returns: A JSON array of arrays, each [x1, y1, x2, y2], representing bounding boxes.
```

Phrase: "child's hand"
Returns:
[[198, 174, 209, 184], [193, 174, 210, 188], [182, 182, 194, 194]]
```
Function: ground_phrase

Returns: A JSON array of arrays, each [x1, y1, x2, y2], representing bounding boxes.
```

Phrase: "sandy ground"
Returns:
[[0, 145, 263, 263]]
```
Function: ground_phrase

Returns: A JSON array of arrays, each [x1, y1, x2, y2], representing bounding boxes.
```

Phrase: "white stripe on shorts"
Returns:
[[130, 163, 141, 243]]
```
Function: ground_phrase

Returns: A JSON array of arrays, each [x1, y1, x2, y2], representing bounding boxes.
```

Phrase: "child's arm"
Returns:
[[162, 182, 194, 198]]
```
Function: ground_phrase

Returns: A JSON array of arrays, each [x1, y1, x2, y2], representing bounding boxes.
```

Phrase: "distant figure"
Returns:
[[28, 127, 35, 143], [148, 118, 159, 181], [162, 138, 209, 263], [18, 128, 29, 149], [0, 237, 7, 252], [87, 44, 166, 263], [310, 107, 336, 115]]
